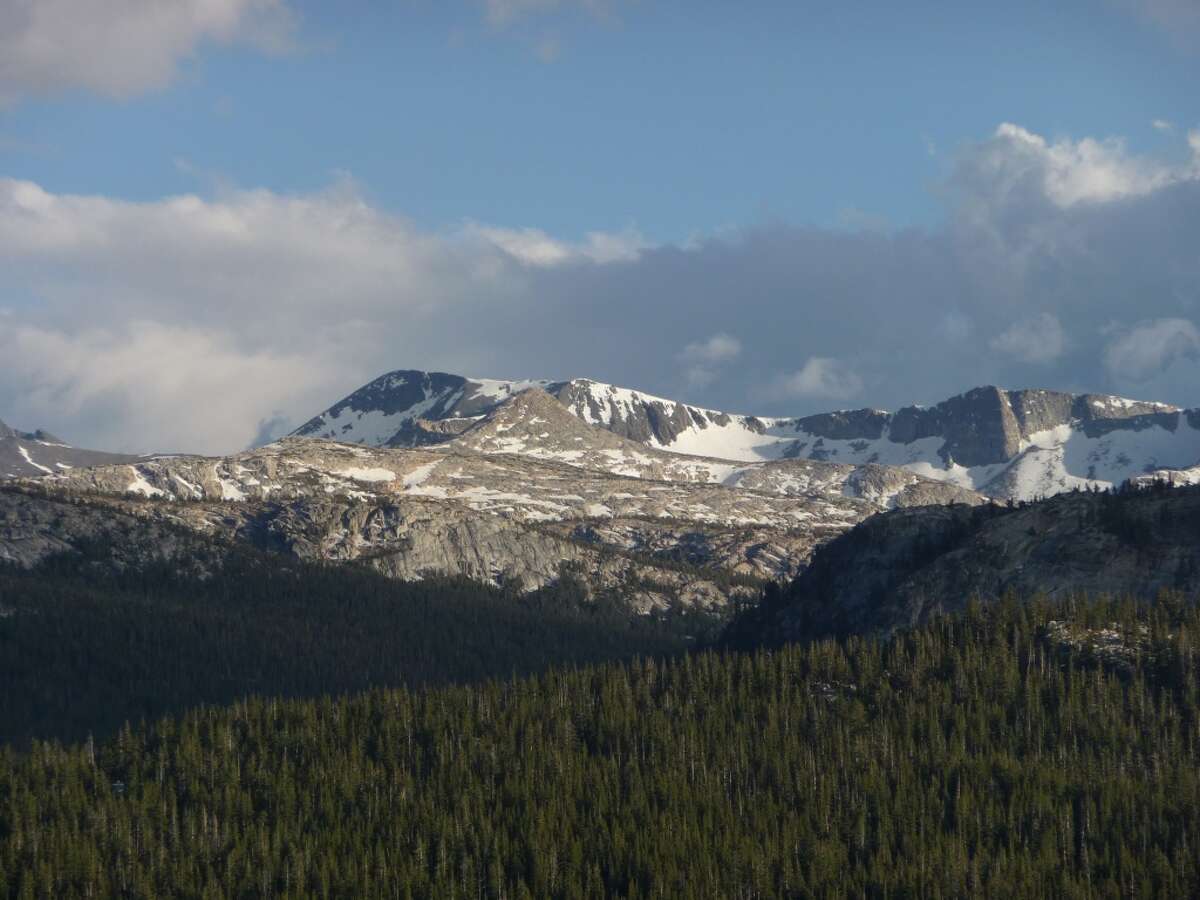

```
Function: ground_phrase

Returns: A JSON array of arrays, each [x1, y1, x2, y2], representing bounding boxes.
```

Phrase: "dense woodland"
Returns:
[[0, 549, 710, 746], [2, 594, 1200, 897]]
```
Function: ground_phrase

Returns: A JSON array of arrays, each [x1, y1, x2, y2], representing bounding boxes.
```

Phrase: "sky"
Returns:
[[1, 0, 1199, 454]]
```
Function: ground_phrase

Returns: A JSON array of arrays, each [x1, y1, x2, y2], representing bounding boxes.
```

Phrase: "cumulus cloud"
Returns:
[[774, 358, 864, 401], [1104, 318, 1200, 381], [0, 175, 650, 451], [3, 121, 1200, 454], [956, 123, 1200, 215], [0, 0, 296, 103], [990, 313, 1066, 364], [678, 333, 741, 388]]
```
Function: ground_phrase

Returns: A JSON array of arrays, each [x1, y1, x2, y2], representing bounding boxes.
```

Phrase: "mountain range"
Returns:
[[294, 370, 1200, 500], [6, 386, 978, 612], [5, 369, 1200, 614]]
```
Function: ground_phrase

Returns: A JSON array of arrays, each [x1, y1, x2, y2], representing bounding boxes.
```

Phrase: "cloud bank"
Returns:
[[2, 122, 1200, 454]]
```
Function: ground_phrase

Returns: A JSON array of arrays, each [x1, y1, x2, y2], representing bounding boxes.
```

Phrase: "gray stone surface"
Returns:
[[0, 429, 144, 479], [793, 409, 888, 441], [765, 486, 1200, 640]]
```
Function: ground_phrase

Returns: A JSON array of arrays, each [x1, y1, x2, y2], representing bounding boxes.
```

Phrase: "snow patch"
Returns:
[[340, 466, 397, 483], [470, 378, 553, 402], [126, 467, 165, 498], [16, 446, 53, 475], [402, 461, 440, 488]]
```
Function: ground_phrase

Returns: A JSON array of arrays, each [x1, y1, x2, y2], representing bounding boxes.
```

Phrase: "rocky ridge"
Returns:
[[0, 419, 143, 479], [729, 482, 1200, 642], [9, 389, 983, 612], [296, 372, 1200, 501]]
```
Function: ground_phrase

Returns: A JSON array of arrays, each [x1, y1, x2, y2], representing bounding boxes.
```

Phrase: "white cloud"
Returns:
[[0, 0, 296, 103], [1103, 318, 1200, 381], [682, 333, 741, 364], [466, 225, 574, 266], [463, 223, 644, 266], [0, 175, 646, 451], [678, 333, 741, 388], [1153, 119, 1175, 133], [0, 321, 337, 454], [977, 122, 1200, 209], [3, 120, 1200, 455], [774, 358, 864, 401], [990, 313, 1066, 363]]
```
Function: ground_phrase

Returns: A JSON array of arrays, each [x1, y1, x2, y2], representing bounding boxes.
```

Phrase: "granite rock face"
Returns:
[[745, 484, 1200, 642], [888, 386, 1023, 467], [0, 487, 222, 575], [792, 409, 888, 442], [553, 380, 707, 445]]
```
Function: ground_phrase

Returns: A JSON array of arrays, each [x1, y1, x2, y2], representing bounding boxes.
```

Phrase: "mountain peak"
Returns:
[[0, 423, 139, 479], [452, 386, 669, 465], [293, 367, 1200, 501], [292, 369, 559, 447]]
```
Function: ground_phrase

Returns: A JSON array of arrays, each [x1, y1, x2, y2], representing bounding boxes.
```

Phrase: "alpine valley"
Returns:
[[4, 369, 1200, 614]]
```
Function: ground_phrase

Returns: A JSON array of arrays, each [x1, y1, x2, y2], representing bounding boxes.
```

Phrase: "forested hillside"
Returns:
[[3, 595, 1198, 897], [0, 548, 710, 746]]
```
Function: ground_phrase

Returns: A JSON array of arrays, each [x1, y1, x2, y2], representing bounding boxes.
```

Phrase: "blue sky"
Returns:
[[1, 0, 1199, 452], [4, 1, 1196, 239]]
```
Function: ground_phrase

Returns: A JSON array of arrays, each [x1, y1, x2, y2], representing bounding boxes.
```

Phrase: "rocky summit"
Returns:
[[296, 372, 1200, 501], [0, 420, 143, 479]]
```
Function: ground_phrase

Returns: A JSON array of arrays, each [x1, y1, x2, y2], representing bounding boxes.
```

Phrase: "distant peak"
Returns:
[[30, 429, 67, 445]]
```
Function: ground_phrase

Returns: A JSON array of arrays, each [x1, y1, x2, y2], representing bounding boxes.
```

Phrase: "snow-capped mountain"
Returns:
[[295, 373, 1200, 501], [0, 419, 142, 479], [18, 386, 980, 611], [291, 371, 558, 447], [10, 369, 1198, 611], [291, 370, 784, 451]]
